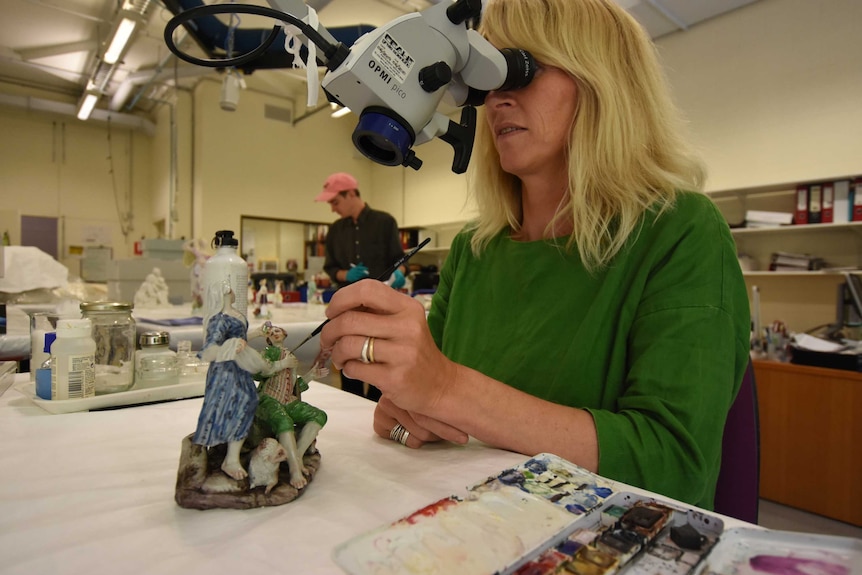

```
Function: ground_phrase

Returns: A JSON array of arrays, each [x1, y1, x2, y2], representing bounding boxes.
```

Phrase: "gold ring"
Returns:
[[368, 337, 375, 364], [360, 337, 371, 364]]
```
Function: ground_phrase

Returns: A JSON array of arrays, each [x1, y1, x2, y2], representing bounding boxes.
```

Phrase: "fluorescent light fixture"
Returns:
[[77, 92, 99, 121], [104, 17, 137, 64], [331, 105, 352, 118]]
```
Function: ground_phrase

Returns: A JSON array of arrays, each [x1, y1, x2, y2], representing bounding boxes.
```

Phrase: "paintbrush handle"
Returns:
[[290, 237, 433, 354]]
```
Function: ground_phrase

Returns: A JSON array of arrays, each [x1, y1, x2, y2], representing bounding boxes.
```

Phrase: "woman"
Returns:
[[319, 0, 749, 509]]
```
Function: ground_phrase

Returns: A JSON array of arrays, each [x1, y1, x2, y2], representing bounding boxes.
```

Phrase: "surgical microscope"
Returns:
[[164, 0, 535, 173]]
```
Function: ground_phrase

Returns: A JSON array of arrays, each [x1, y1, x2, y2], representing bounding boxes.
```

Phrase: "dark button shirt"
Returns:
[[323, 205, 405, 286]]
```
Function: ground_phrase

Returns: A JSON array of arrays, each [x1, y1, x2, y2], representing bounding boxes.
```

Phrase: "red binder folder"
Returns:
[[854, 179, 862, 222], [822, 182, 834, 223]]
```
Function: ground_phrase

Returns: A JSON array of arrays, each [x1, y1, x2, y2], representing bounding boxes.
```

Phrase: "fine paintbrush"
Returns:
[[289, 237, 432, 354]]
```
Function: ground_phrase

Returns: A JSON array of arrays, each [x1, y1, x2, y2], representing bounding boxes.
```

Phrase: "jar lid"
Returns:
[[80, 301, 134, 312], [140, 331, 170, 346]]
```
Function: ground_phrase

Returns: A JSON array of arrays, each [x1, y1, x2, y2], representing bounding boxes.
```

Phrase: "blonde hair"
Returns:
[[468, 0, 706, 272]]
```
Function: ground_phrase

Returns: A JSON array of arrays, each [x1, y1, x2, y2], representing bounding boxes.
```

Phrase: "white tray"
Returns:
[[14, 378, 205, 414]]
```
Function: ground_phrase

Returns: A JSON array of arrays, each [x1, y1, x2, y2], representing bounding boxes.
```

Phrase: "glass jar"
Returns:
[[176, 339, 209, 380], [135, 331, 179, 388], [80, 301, 136, 394]]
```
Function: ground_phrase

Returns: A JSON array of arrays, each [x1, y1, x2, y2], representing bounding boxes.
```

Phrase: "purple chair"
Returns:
[[713, 360, 760, 524]]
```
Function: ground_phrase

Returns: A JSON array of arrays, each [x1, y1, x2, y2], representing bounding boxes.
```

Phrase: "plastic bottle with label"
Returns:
[[203, 230, 248, 319], [51, 318, 96, 400]]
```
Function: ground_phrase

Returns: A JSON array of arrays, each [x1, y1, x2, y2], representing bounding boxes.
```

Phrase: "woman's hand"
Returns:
[[374, 397, 468, 448], [320, 281, 458, 415]]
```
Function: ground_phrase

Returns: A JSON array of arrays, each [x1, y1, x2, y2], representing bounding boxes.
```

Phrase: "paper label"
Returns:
[[372, 33, 415, 85], [52, 354, 95, 400]]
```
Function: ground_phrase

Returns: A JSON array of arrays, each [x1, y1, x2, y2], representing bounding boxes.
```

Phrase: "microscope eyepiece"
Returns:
[[498, 48, 536, 92]]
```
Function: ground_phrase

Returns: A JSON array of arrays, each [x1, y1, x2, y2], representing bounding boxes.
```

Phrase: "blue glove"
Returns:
[[389, 269, 406, 289], [346, 264, 369, 283]]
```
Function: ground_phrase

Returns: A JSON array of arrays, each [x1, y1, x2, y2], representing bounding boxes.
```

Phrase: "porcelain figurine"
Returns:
[[253, 278, 271, 319], [273, 279, 285, 307], [175, 282, 323, 510], [247, 321, 328, 489], [134, 267, 171, 308]]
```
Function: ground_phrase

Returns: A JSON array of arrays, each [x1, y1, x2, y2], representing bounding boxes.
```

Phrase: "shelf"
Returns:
[[730, 221, 862, 236], [706, 175, 859, 200]]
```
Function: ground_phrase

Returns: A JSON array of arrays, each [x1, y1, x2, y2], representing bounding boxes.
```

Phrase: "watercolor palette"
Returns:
[[332, 454, 862, 575], [511, 491, 724, 575]]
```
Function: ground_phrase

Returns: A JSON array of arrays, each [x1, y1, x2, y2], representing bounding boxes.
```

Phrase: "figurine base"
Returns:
[[175, 433, 321, 510]]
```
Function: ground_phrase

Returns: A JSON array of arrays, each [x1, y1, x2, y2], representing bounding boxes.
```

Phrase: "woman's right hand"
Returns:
[[320, 281, 459, 415]]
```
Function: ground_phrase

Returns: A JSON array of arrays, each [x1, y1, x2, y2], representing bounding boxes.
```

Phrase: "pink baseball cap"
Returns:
[[315, 172, 358, 202]]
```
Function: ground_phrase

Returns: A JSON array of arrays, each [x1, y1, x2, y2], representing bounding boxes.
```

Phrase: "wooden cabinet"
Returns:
[[753, 360, 862, 526]]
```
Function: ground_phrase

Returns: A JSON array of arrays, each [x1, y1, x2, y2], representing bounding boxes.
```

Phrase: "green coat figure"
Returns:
[[251, 322, 328, 489]]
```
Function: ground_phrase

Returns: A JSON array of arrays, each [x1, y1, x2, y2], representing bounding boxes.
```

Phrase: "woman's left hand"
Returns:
[[374, 397, 468, 448], [320, 280, 458, 415]]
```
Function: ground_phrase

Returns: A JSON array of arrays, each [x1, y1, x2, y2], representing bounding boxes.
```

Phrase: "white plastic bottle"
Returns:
[[203, 230, 248, 319], [51, 318, 96, 400]]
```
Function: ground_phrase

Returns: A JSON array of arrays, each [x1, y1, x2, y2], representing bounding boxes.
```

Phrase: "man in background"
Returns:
[[315, 172, 406, 401]]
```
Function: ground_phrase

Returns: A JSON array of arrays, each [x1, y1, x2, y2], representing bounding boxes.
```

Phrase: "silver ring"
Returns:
[[389, 424, 410, 446], [360, 336, 371, 364]]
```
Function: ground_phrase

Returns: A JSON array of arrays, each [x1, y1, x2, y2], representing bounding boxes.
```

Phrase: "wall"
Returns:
[[0, 99, 154, 272], [191, 79, 376, 242], [657, 0, 861, 191], [370, 130, 477, 228], [150, 89, 194, 242], [654, 0, 862, 333]]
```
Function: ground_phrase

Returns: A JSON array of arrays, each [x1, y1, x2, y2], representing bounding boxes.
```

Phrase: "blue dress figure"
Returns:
[[194, 281, 261, 480]]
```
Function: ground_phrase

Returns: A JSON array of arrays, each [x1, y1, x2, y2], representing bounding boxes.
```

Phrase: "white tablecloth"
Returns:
[[0, 373, 749, 574]]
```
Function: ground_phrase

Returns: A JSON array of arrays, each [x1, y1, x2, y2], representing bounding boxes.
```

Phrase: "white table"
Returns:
[[0, 373, 749, 575]]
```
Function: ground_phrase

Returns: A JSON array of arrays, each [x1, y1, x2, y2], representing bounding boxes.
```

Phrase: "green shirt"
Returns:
[[427, 192, 750, 508]]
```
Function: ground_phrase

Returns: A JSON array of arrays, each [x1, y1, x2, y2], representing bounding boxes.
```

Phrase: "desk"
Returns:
[[0, 373, 750, 575]]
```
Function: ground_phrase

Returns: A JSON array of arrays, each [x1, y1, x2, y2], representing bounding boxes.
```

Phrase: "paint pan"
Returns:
[[516, 491, 724, 575]]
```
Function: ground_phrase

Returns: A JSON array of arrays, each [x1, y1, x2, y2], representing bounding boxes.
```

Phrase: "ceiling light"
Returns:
[[104, 16, 138, 64], [77, 91, 100, 121]]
